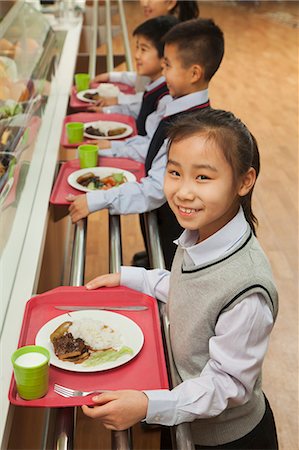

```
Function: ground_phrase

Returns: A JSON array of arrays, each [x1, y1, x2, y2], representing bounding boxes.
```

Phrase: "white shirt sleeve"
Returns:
[[121, 266, 170, 302], [144, 295, 274, 426], [87, 141, 168, 215], [109, 71, 137, 87], [102, 102, 142, 119]]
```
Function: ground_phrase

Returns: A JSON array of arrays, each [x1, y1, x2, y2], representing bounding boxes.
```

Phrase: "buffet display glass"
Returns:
[[0, 1, 66, 335]]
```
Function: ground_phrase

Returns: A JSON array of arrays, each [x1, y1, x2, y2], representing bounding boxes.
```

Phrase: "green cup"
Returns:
[[78, 144, 99, 169], [66, 122, 84, 144], [75, 73, 90, 92], [11, 345, 50, 400]]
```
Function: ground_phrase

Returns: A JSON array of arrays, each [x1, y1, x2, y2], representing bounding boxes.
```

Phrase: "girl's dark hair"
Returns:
[[133, 15, 179, 58], [170, 1, 200, 21], [166, 109, 260, 235], [163, 18, 224, 81]]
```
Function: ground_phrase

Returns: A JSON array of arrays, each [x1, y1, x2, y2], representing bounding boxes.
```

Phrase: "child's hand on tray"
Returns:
[[82, 390, 148, 430], [85, 273, 121, 290], [66, 193, 90, 223], [84, 139, 111, 149]]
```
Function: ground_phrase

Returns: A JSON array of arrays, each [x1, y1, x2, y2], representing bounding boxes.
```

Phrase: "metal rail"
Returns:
[[117, 0, 133, 71], [105, 0, 114, 72], [144, 211, 195, 450], [88, 0, 98, 79]]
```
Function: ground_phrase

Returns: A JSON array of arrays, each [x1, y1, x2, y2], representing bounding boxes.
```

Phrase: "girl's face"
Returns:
[[140, 0, 177, 19], [163, 44, 196, 98], [164, 134, 245, 242], [134, 35, 162, 80]]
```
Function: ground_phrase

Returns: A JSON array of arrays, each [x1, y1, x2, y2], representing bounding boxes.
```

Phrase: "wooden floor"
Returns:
[[7, 1, 298, 449], [85, 2, 298, 449]]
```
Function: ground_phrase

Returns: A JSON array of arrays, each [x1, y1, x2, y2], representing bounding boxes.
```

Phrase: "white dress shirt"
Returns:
[[120, 208, 274, 425], [87, 90, 209, 215], [102, 71, 150, 118]]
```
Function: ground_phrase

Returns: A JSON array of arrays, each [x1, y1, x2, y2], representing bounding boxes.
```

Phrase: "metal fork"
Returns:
[[54, 383, 108, 398]]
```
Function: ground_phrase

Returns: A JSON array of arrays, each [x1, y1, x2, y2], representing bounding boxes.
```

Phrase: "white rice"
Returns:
[[69, 319, 122, 351], [97, 83, 120, 97]]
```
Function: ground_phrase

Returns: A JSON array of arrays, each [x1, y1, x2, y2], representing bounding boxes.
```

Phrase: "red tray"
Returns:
[[50, 158, 145, 206], [8, 286, 169, 408], [60, 112, 137, 148], [70, 82, 135, 110]]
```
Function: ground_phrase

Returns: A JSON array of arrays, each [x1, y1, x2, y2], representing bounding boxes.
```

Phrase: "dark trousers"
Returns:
[[161, 397, 278, 450]]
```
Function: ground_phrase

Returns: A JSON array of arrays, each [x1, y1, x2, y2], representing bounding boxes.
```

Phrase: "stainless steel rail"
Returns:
[[88, 0, 98, 79], [105, 0, 114, 72], [117, 0, 133, 71], [41, 218, 87, 450], [144, 211, 195, 450]]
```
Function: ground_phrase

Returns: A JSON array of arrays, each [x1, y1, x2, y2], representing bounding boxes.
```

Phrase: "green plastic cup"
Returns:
[[75, 73, 90, 92], [66, 122, 84, 144], [11, 345, 50, 400], [78, 144, 99, 169]]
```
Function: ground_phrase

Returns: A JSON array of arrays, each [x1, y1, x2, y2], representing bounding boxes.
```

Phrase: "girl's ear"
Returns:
[[191, 64, 204, 83], [166, 0, 178, 13], [238, 168, 256, 197]]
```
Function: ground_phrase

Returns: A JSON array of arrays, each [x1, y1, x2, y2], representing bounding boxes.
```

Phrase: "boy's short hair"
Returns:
[[133, 15, 180, 58], [163, 18, 224, 81]]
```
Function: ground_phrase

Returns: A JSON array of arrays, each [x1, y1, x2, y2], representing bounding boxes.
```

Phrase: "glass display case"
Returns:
[[0, 1, 66, 335]]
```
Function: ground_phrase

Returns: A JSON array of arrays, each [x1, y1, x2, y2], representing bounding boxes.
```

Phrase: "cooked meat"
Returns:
[[107, 127, 126, 136], [52, 332, 89, 361], [83, 92, 100, 101], [85, 126, 105, 137]]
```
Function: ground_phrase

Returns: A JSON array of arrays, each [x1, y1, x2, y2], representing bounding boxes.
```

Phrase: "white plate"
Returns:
[[84, 120, 133, 140], [67, 167, 136, 193], [77, 84, 120, 103], [35, 310, 144, 373]]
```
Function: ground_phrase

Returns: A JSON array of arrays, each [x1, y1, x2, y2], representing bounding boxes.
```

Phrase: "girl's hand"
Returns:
[[85, 273, 120, 290], [82, 390, 148, 431], [66, 194, 89, 223], [87, 105, 104, 113], [90, 73, 109, 84], [83, 139, 110, 149]]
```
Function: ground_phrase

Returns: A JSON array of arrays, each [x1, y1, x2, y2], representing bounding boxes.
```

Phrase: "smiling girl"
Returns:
[[82, 109, 279, 450]]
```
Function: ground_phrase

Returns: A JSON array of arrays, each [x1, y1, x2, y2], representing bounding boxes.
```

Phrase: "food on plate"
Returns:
[[96, 83, 120, 97], [107, 127, 127, 136], [0, 100, 23, 120], [76, 172, 128, 190], [85, 125, 127, 137], [83, 92, 100, 101], [49, 318, 132, 366]]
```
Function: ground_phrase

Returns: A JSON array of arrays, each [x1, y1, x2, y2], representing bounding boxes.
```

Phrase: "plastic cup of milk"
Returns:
[[11, 345, 50, 400]]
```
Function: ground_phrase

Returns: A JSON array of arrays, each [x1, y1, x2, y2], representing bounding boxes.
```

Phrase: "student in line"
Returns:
[[67, 19, 224, 270], [90, 1, 199, 113], [82, 108, 279, 450], [88, 15, 178, 137], [141, 0, 199, 21]]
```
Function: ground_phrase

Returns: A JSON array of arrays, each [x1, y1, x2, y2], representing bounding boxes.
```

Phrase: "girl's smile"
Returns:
[[164, 134, 246, 242]]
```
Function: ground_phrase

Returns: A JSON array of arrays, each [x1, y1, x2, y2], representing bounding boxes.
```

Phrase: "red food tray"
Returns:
[[70, 82, 135, 110], [60, 112, 137, 148], [8, 286, 169, 408], [50, 158, 145, 206]]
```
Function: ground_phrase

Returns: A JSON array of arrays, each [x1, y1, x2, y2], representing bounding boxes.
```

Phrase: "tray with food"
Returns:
[[8, 286, 169, 407], [69, 82, 136, 110], [50, 158, 145, 206], [60, 112, 137, 148]]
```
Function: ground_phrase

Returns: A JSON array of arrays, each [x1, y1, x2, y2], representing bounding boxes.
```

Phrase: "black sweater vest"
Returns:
[[144, 101, 210, 269], [136, 82, 169, 136]]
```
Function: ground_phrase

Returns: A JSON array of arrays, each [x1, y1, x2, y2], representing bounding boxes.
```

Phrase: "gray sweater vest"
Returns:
[[167, 226, 278, 445]]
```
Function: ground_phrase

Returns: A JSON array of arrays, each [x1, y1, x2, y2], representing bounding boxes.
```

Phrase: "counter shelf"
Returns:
[[8, 285, 169, 408], [60, 111, 137, 147], [50, 157, 145, 206]]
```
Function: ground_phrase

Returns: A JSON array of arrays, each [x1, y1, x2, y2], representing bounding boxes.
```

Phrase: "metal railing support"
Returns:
[[117, 0, 133, 71], [108, 213, 131, 450], [88, 0, 98, 79], [144, 211, 195, 450], [105, 0, 114, 72]]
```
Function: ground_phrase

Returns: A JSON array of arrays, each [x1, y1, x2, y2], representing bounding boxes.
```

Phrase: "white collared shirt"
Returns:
[[87, 90, 209, 215], [103, 75, 170, 119], [120, 209, 274, 425]]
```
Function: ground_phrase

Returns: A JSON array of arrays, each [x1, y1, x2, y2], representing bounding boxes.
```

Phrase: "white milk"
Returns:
[[15, 352, 47, 368]]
